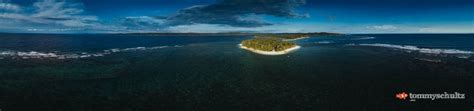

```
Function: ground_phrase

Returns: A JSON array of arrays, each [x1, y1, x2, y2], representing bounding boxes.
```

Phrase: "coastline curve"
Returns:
[[239, 44, 301, 55]]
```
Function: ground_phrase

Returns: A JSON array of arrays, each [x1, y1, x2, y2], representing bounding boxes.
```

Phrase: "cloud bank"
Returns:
[[124, 0, 308, 28], [0, 0, 99, 32], [2, 0, 468, 33], [0, 2, 21, 11], [367, 25, 398, 30]]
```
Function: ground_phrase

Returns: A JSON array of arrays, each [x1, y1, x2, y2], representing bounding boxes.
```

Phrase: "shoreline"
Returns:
[[239, 44, 301, 55]]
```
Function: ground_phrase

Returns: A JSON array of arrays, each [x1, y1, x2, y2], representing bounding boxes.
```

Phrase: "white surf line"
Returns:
[[351, 43, 473, 59], [315, 41, 333, 44], [415, 58, 443, 63], [351, 37, 375, 40], [358, 44, 474, 55], [0, 45, 183, 59]]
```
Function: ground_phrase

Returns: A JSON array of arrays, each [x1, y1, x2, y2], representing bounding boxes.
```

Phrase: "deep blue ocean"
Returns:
[[0, 34, 473, 111]]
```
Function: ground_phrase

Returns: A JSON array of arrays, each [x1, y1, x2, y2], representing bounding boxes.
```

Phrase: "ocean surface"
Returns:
[[0, 34, 473, 111]]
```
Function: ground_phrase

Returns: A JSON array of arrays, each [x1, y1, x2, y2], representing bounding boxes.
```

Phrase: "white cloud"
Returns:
[[32, 0, 98, 27], [417, 26, 474, 33], [124, 16, 165, 26], [0, 13, 30, 21], [0, 0, 99, 31], [367, 25, 398, 30], [0, 2, 21, 11], [418, 28, 435, 33], [32, 0, 96, 21]]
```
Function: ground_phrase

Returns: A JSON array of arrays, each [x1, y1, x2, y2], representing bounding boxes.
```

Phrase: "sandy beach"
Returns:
[[239, 44, 301, 55]]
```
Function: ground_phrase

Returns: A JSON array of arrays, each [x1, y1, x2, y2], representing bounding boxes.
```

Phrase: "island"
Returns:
[[239, 32, 342, 55], [113, 32, 342, 55], [239, 38, 301, 55]]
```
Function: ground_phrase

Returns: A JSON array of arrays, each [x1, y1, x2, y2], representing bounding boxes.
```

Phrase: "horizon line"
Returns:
[[0, 32, 473, 35]]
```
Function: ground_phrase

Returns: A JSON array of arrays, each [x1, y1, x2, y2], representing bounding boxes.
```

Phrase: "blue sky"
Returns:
[[0, 0, 473, 33]]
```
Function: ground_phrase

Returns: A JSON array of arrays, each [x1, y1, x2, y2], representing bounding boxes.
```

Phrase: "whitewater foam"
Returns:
[[415, 58, 443, 63], [354, 43, 473, 59], [0, 45, 183, 60], [316, 41, 333, 44], [351, 37, 375, 40]]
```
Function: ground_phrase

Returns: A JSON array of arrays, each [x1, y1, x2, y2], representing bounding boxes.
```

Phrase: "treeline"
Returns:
[[242, 38, 296, 51]]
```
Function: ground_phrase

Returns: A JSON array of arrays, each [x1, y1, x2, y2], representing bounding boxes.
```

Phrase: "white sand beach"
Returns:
[[239, 44, 301, 55]]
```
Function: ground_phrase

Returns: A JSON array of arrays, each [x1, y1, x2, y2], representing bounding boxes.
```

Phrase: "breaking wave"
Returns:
[[0, 45, 183, 60], [315, 41, 333, 44], [351, 37, 375, 40], [352, 43, 474, 59], [415, 58, 443, 63]]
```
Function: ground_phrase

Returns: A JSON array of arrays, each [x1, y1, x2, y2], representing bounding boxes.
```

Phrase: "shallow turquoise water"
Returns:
[[0, 34, 473, 111]]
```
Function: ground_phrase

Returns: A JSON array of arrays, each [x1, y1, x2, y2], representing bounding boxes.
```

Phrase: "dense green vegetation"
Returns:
[[241, 38, 297, 51]]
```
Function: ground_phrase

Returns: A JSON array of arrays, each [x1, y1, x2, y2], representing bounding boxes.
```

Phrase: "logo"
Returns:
[[396, 92, 409, 100], [396, 91, 465, 101]]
